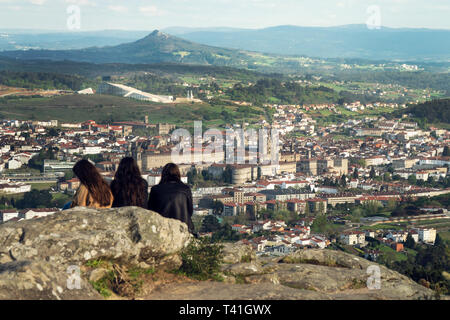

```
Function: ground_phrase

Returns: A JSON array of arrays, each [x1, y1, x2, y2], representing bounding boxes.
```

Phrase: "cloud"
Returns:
[[139, 5, 164, 17], [29, 0, 47, 5], [108, 5, 128, 13], [65, 0, 97, 6]]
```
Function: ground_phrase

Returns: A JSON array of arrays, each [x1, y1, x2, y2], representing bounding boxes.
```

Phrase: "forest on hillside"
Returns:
[[0, 71, 85, 91], [399, 99, 450, 124], [227, 78, 362, 105]]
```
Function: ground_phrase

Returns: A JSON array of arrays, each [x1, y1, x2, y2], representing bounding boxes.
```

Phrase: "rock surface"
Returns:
[[0, 207, 440, 300], [0, 207, 192, 300], [143, 248, 437, 300]]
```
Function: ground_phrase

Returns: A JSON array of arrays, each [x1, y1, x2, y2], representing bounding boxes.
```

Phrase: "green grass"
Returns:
[[30, 182, 56, 191], [127, 266, 156, 280], [376, 244, 408, 262], [89, 271, 114, 298], [360, 223, 405, 231], [0, 94, 264, 126], [85, 259, 111, 269]]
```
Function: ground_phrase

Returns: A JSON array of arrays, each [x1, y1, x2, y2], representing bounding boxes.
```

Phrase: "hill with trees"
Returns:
[[395, 99, 450, 124], [227, 78, 354, 105], [0, 71, 85, 91], [0, 30, 254, 68]]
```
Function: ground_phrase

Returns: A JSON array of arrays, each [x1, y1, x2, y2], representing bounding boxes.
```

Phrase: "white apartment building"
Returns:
[[340, 231, 366, 246], [7, 159, 22, 170], [415, 228, 437, 244], [386, 231, 408, 243]]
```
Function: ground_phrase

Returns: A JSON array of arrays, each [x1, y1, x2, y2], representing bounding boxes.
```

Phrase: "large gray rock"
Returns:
[[0, 207, 193, 300], [144, 282, 331, 300], [215, 248, 437, 300], [136, 245, 439, 301], [222, 242, 256, 264], [0, 260, 100, 300], [0, 210, 441, 300]]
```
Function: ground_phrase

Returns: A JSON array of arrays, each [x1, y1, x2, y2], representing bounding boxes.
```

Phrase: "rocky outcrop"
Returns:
[[0, 207, 440, 300], [146, 248, 437, 300], [0, 207, 192, 300]]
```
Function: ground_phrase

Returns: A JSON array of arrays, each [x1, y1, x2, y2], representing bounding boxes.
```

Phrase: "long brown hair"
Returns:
[[73, 159, 112, 206], [159, 163, 181, 184], [112, 157, 148, 208]]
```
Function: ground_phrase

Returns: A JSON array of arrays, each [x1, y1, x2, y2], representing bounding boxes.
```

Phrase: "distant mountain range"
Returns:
[[0, 30, 254, 68], [0, 30, 149, 51], [0, 25, 448, 63], [0, 25, 449, 78], [165, 24, 450, 61]]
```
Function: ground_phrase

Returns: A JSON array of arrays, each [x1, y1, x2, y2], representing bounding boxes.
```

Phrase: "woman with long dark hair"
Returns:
[[148, 163, 195, 234], [111, 157, 148, 209], [71, 159, 113, 209]]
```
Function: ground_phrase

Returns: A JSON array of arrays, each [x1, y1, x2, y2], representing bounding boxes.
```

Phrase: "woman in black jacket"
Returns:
[[148, 163, 195, 234], [111, 157, 148, 209]]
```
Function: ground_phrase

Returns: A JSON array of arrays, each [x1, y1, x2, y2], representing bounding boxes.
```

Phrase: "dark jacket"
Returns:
[[110, 178, 148, 209], [148, 180, 194, 234]]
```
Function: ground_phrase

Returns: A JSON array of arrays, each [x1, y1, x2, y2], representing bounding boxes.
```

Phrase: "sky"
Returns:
[[0, 0, 449, 31]]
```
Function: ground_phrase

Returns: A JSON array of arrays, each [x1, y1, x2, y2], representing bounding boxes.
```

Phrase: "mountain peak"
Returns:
[[148, 30, 169, 39]]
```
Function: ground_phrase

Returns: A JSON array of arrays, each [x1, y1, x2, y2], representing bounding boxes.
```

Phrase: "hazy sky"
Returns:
[[0, 0, 449, 31]]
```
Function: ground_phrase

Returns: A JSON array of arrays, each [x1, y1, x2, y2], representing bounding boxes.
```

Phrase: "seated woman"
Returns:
[[71, 159, 113, 209], [148, 163, 195, 234], [110, 157, 148, 209]]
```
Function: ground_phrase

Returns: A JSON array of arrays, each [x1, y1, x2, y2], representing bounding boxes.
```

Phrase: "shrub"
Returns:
[[179, 237, 224, 280]]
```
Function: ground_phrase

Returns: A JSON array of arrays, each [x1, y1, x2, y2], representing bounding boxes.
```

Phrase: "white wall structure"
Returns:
[[98, 82, 174, 103]]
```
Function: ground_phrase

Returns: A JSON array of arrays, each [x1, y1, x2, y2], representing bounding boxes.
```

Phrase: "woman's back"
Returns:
[[111, 178, 148, 209], [71, 159, 113, 209], [148, 180, 194, 233], [71, 184, 113, 209], [110, 157, 148, 209]]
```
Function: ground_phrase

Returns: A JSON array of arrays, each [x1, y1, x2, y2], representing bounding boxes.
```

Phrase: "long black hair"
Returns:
[[159, 163, 182, 184], [72, 159, 112, 206], [111, 157, 148, 208]]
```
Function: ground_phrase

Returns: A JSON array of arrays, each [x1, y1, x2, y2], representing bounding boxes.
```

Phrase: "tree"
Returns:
[[212, 201, 224, 215], [212, 223, 242, 242], [340, 174, 347, 187], [363, 201, 381, 216], [352, 168, 359, 179], [387, 198, 397, 211], [434, 234, 445, 248], [257, 167, 262, 180], [370, 167, 376, 179], [15, 190, 53, 209], [200, 215, 221, 233], [387, 165, 395, 174], [222, 165, 233, 184], [443, 146, 450, 157], [408, 175, 417, 185], [405, 234, 416, 249], [47, 127, 59, 137]]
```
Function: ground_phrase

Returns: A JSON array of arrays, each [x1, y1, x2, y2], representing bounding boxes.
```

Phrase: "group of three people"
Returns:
[[69, 158, 195, 234]]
